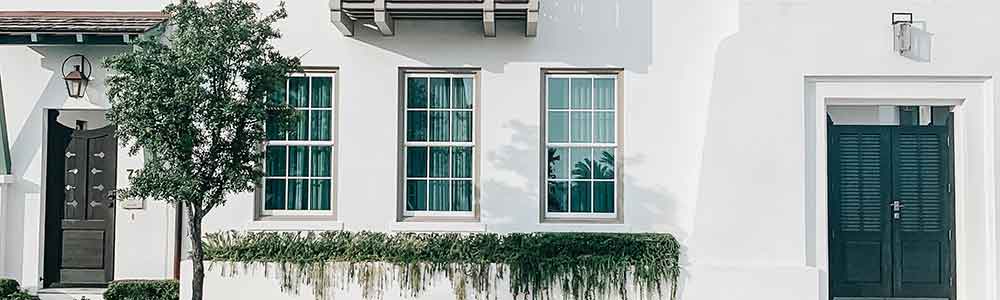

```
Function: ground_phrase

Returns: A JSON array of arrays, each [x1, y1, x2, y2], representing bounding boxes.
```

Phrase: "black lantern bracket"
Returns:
[[892, 12, 914, 25], [61, 54, 93, 98]]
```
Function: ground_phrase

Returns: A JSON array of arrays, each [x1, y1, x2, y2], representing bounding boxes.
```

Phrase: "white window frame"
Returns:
[[543, 73, 621, 221], [402, 72, 477, 218], [261, 71, 337, 217]]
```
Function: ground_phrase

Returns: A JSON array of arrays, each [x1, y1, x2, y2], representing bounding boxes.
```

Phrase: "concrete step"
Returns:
[[36, 288, 105, 300]]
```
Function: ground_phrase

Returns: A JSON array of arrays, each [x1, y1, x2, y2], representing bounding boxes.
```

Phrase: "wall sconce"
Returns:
[[892, 13, 914, 56], [62, 54, 92, 98]]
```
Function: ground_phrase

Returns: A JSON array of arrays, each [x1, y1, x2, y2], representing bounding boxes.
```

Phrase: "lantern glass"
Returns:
[[63, 66, 88, 98]]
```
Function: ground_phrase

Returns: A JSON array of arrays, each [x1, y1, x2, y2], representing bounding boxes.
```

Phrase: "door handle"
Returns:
[[890, 200, 904, 220]]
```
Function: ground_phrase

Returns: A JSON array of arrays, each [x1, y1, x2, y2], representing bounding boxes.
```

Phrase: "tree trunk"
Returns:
[[188, 204, 205, 300]]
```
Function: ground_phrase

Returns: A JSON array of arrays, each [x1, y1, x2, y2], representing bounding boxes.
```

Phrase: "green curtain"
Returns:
[[430, 78, 450, 108], [594, 78, 615, 109], [428, 180, 450, 211], [570, 78, 592, 109], [453, 78, 474, 109]]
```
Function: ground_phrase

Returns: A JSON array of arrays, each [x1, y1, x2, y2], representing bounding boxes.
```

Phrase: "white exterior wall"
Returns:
[[0, 0, 998, 299]]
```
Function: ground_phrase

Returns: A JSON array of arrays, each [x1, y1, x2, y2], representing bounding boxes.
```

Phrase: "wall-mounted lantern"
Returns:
[[62, 54, 92, 98], [892, 13, 914, 56]]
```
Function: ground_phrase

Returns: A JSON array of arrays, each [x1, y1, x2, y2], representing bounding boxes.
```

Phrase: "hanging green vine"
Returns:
[[203, 231, 681, 300]]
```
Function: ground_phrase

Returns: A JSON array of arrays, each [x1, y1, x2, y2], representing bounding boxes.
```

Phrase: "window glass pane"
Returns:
[[548, 111, 569, 143], [310, 179, 331, 211], [452, 147, 472, 178], [311, 77, 332, 108], [452, 111, 472, 142], [594, 147, 615, 180], [594, 112, 614, 143], [570, 112, 593, 143], [268, 82, 286, 105], [547, 181, 568, 212], [266, 146, 286, 176], [547, 78, 569, 109], [570, 147, 592, 179], [310, 110, 332, 141], [265, 112, 286, 140], [428, 180, 450, 211], [547, 147, 568, 179], [289, 146, 308, 177], [429, 111, 450, 142], [453, 78, 474, 109], [429, 147, 450, 178], [289, 111, 308, 140], [570, 78, 592, 109], [570, 181, 592, 212], [264, 179, 286, 210], [452, 180, 472, 212], [594, 78, 615, 109], [430, 78, 450, 109], [407, 78, 428, 108], [594, 181, 614, 213], [406, 111, 428, 142], [406, 147, 427, 178], [406, 180, 427, 211], [311, 146, 332, 177], [288, 77, 309, 107], [288, 179, 308, 210]]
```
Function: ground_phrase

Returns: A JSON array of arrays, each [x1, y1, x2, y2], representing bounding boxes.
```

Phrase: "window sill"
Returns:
[[391, 221, 487, 233], [537, 223, 632, 232], [541, 216, 623, 225], [245, 217, 343, 232]]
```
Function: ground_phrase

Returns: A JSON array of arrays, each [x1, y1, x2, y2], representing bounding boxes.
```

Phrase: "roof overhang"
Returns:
[[0, 11, 167, 45], [330, 0, 538, 37]]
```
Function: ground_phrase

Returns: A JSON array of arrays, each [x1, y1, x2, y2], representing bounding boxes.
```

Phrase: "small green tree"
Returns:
[[104, 1, 300, 299]]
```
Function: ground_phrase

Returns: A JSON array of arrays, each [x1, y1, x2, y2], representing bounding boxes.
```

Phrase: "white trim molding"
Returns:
[[804, 75, 997, 300], [0, 174, 12, 276]]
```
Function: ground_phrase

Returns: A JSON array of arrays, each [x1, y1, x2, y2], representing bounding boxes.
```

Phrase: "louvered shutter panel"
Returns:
[[829, 126, 892, 297], [838, 131, 884, 233], [892, 127, 951, 298]]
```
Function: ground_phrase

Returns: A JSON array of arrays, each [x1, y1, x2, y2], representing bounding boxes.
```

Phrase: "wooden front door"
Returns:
[[828, 124, 954, 299], [44, 115, 117, 287]]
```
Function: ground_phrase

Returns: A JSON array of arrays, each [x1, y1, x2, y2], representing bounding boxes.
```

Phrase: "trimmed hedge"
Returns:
[[103, 280, 179, 300], [0, 278, 37, 300], [204, 231, 681, 300], [0, 279, 17, 298]]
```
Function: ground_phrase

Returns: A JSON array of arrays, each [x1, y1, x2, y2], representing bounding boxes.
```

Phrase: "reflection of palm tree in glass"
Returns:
[[572, 150, 615, 179], [547, 148, 565, 211], [547, 149, 614, 212]]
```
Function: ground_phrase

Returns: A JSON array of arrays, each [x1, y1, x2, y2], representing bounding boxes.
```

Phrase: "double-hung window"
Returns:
[[402, 71, 477, 218], [262, 71, 336, 216], [543, 71, 622, 221]]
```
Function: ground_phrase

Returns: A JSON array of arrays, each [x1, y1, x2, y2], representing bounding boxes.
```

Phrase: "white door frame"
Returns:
[[804, 75, 998, 300]]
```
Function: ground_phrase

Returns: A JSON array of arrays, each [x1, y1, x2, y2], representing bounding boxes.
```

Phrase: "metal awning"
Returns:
[[0, 11, 167, 45], [330, 0, 538, 37]]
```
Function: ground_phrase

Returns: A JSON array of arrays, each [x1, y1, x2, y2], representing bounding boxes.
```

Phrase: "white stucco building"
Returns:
[[1, 1, 999, 299]]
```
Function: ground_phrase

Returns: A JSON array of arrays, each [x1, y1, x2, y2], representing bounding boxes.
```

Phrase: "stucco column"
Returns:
[[0, 174, 14, 277]]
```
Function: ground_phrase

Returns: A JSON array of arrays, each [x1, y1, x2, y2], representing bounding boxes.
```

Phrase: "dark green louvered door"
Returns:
[[829, 125, 954, 299]]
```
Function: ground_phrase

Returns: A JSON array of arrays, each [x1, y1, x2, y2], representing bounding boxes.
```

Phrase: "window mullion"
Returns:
[[588, 78, 597, 212]]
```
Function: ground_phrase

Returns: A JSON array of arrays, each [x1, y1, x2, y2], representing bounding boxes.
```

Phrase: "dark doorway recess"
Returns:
[[43, 110, 117, 287], [828, 109, 956, 300]]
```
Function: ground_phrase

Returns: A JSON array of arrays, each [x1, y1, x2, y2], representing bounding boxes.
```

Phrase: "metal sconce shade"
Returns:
[[892, 13, 914, 56], [62, 54, 92, 98]]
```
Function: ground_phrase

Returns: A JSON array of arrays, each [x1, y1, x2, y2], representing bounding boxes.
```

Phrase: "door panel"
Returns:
[[829, 126, 892, 297], [829, 125, 954, 299], [44, 119, 117, 287], [892, 127, 951, 298]]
